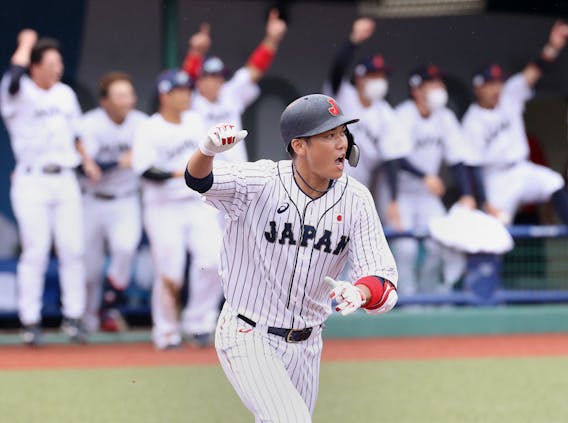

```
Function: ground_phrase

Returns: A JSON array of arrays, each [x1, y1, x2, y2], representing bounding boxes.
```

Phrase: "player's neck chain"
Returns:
[[292, 163, 335, 196]]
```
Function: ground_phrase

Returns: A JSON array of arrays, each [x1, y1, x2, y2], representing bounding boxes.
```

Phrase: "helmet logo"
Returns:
[[327, 98, 339, 116]]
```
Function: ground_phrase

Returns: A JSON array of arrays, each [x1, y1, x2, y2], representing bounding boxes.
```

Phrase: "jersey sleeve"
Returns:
[[76, 114, 99, 157], [461, 108, 485, 166], [69, 90, 82, 133], [441, 110, 466, 166], [0, 70, 21, 120], [348, 187, 398, 287], [222, 67, 261, 114], [501, 73, 533, 112], [131, 120, 158, 175], [202, 159, 275, 220]]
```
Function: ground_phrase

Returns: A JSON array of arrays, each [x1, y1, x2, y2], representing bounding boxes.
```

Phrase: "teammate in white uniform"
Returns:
[[77, 72, 147, 333], [185, 94, 398, 421], [182, 9, 287, 162], [324, 17, 409, 228], [0, 30, 95, 345], [394, 65, 475, 296], [462, 21, 568, 225], [131, 69, 223, 350]]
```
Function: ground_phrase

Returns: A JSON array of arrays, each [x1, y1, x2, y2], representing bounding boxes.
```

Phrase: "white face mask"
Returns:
[[425, 88, 448, 111], [363, 78, 388, 102]]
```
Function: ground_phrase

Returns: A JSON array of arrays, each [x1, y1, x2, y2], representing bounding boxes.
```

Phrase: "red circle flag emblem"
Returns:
[[327, 98, 339, 116]]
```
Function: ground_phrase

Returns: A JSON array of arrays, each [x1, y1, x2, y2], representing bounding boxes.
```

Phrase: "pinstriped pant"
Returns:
[[216, 303, 323, 422]]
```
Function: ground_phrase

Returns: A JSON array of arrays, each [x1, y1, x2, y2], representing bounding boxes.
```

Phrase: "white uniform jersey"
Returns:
[[202, 159, 398, 329], [79, 108, 148, 197], [396, 100, 465, 193], [131, 111, 205, 204], [0, 73, 82, 168], [324, 81, 410, 187], [461, 73, 532, 167], [192, 67, 259, 162]]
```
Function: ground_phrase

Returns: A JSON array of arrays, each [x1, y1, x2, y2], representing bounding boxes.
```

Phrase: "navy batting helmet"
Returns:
[[279, 94, 360, 166]]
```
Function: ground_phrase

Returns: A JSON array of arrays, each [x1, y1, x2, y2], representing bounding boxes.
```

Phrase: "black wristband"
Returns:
[[533, 57, 554, 73]]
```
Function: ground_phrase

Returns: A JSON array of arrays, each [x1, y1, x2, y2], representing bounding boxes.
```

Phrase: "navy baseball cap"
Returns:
[[472, 64, 507, 87], [408, 64, 445, 88], [353, 55, 391, 77], [156, 69, 193, 94], [201, 56, 231, 78]]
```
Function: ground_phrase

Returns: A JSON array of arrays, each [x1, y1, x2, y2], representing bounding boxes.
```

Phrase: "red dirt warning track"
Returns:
[[3, 333, 568, 371]]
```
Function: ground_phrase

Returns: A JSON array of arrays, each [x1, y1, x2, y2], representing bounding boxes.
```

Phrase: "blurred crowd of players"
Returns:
[[2, 12, 568, 348]]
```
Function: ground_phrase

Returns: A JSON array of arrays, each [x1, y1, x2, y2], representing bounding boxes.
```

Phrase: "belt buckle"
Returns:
[[286, 328, 312, 343], [43, 164, 62, 174]]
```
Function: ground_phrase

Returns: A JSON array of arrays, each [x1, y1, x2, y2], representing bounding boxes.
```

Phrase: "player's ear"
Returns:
[[290, 138, 307, 157]]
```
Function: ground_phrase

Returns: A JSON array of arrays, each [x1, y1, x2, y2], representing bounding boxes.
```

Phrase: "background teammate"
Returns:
[[462, 20, 568, 225], [185, 94, 398, 420], [131, 69, 223, 349], [393, 65, 475, 296], [182, 9, 287, 162], [77, 72, 147, 333], [0, 29, 92, 344], [324, 17, 408, 228]]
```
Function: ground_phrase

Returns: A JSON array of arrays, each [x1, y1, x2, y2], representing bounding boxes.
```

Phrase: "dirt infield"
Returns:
[[3, 333, 568, 371]]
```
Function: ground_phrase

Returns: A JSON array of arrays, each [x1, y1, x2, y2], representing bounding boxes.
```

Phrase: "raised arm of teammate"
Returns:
[[181, 23, 211, 80], [246, 9, 287, 83], [7, 29, 37, 95], [524, 20, 568, 86], [328, 17, 375, 95]]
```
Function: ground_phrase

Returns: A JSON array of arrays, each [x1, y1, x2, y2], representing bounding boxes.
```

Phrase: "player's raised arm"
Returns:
[[181, 22, 211, 80], [5, 29, 37, 96], [185, 123, 247, 189], [524, 20, 568, 86], [11, 29, 37, 67], [328, 17, 375, 95], [246, 9, 287, 83]]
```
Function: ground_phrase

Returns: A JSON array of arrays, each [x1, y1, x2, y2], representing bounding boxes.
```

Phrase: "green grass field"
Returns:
[[2, 356, 568, 423]]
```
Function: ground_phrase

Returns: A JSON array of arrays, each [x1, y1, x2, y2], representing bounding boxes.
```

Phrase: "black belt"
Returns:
[[93, 191, 136, 201], [94, 192, 118, 200], [237, 314, 313, 343], [24, 164, 63, 174]]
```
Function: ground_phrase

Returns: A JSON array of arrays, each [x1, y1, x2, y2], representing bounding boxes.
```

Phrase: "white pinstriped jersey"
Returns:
[[461, 73, 532, 167], [79, 108, 147, 196], [0, 73, 82, 168], [192, 67, 259, 162], [202, 159, 398, 329]]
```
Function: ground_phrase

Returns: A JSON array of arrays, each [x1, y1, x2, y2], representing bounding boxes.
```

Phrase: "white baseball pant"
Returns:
[[10, 168, 86, 325], [82, 193, 142, 331], [144, 199, 222, 348], [215, 303, 323, 422], [484, 160, 564, 223], [391, 190, 458, 295]]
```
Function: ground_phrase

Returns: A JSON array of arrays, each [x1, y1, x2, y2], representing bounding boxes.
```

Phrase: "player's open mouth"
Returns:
[[335, 155, 345, 169]]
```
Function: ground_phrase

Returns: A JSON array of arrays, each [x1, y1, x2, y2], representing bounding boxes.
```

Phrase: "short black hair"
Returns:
[[30, 37, 61, 65]]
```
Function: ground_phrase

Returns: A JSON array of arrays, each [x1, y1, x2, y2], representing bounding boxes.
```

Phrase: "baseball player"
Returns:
[[185, 94, 398, 421], [324, 17, 409, 228], [0, 30, 95, 345], [131, 69, 223, 350], [393, 65, 475, 296], [77, 72, 147, 333], [182, 9, 287, 162], [462, 20, 568, 225]]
